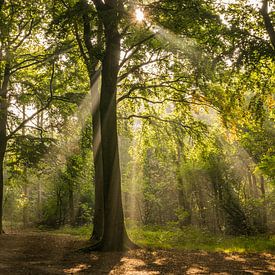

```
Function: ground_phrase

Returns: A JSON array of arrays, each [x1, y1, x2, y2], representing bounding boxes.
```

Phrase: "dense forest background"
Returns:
[[0, 0, 274, 249]]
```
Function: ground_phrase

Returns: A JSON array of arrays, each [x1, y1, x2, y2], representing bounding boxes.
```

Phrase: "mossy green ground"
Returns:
[[50, 225, 275, 253]]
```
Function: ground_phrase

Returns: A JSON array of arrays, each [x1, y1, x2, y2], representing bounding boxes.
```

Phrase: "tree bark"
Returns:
[[89, 73, 104, 242], [259, 175, 267, 231], [89, 0, 136, 251], [68, 184, 75, 226], [0, 63, 9, 234], [77, 0, 104, 243], [22, 105, 29, 228], [98, 27, 127, 250], [261, 0, 275, 49]]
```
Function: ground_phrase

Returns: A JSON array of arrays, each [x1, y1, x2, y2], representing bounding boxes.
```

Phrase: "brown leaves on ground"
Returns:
[[0, 232, 274, 274]]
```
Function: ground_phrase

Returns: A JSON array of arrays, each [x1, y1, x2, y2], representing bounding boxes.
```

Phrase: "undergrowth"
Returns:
[[49, 224, 275, 253]]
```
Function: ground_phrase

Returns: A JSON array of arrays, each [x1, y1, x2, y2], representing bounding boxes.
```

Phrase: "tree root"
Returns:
[[79, 236, 139, 253]]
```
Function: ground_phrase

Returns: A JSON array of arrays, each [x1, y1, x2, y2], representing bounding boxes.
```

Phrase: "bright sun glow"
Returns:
[[135, 8, 145, 22]]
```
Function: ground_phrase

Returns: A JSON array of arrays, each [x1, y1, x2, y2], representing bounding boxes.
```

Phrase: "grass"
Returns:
[[128, 225, 275, 253], [40, 224, 92, 239], [49, 224, 275, 253]]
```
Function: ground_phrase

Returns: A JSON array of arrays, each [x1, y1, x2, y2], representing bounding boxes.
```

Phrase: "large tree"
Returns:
[[85, 0, 135, 251], [0, 0, 71, 233]]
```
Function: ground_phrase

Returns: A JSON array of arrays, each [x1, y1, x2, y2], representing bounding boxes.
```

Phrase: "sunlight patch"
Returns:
[[186, 265, 209, 274], [224, 254, 246, 262], [153, 258, 168, 265], [64, 263, 91, 274]]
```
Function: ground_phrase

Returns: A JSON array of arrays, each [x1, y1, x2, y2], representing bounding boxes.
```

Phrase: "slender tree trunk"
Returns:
[[175, 143, 191, 226], [68, 184, 75, 226], [0, 159, 5, 233], [0, 63, 9, 234], [22, 105, 29, 227], [37, 112, 43, 220], [0, 122, 6, 233], [260, 175, 267, 231], [177, 177, 192, 226], [90, 74, 104, 242], [22, 177, 29, 227]]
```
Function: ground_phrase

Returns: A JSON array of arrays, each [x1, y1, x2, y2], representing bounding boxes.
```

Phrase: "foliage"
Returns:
[[1, 0, 274, 247]]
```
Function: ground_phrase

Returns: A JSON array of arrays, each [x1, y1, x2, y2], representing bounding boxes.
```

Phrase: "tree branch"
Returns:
[[92, 0, 105, 9], [74, 23, 90, 70], [118, 114, 192, 131], [13, 18, 37, 51], [7, 61, 56, 140], [120, 33, 156, 68], [11, 44, 73, 74], [261, 0, 275, 49], [118, 53, 170, 82]]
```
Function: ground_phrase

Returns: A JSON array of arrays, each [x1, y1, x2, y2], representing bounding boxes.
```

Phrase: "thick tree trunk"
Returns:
[[78, 0, 104, 242], [95, 27, 129, 251], [89, 0, 136, 251]]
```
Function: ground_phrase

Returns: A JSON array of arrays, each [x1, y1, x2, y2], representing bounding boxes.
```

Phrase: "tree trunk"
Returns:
[[96, 26, 128, 251], [90, 74, 104, 243], [177, 178, 192, 226], [90, 0, 135, 251], [176, 143, 191, 226], [22, 105, 29, 228], [0, 63, 9, 234], [0, 158, 5, 233], [261, 0, 275, 49], [259, 175, 267, 232], [77, 0, 104, 242], [68, 184, 75, 226], [37, 112, 43, 220]]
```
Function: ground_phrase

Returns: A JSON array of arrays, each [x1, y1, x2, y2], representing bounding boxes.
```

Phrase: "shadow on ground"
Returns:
[[0, 232, 274, 274]]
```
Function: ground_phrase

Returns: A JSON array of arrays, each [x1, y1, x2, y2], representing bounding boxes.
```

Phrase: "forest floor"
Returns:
[[0, 231, 274, 274]]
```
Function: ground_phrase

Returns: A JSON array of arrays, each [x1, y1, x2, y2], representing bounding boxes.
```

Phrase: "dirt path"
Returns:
[[0, 232, 274, 274]]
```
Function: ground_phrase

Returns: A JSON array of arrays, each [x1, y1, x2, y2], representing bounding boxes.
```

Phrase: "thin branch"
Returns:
[[122, 96, 188, 104], [74, 23, 90, 70], [13, 18, 37, 51], [7, 101, 51, 140], [118, 54, 170, 82], [118, 114, 192, 130], [7, 61, 56, 140], [49, 62, 55, 98], [11, 44, 74, 74], [10, 19, 30, 45], [119, 33, 155, 68], [117, 76, 191, 103]]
